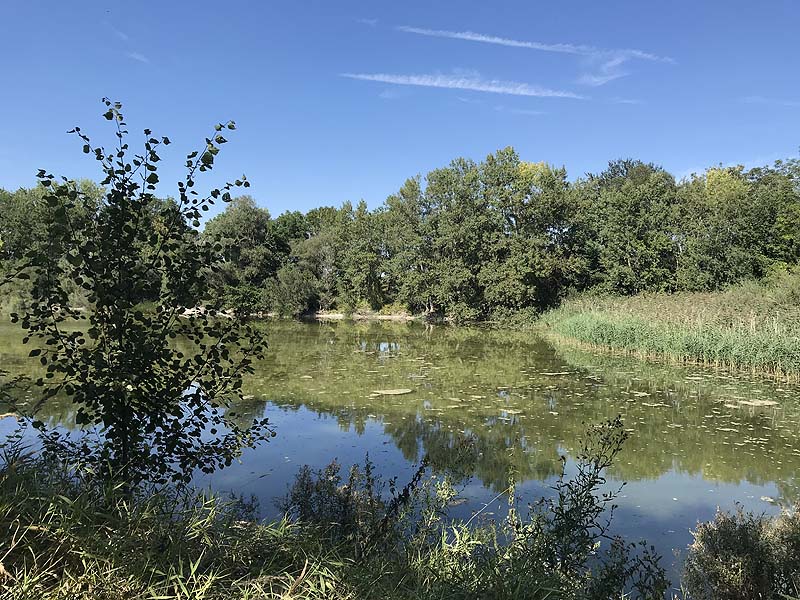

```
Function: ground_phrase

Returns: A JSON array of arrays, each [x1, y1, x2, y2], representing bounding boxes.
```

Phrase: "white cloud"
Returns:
[[509, 108, 545, 116], [397, 26, 674, 87], [577, 55, 629, 87], [456, 96, 484, 104], [396, 26, 673, 63], [110, 25, 129, 42], [577, 72, 625, 87], [741, 95, 800, 108], [126, 52, 150, 64], [341, 72, 586, 99]]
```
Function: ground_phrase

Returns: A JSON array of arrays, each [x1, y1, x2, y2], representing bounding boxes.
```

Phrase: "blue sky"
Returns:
[[1, 1, 798, 218]]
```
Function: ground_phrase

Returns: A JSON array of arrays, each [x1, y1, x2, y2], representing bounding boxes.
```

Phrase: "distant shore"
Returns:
[[311, 311, 419, 322]]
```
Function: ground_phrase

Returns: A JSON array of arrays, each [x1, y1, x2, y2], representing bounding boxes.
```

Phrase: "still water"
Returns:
[[2, 319, 799, 579]]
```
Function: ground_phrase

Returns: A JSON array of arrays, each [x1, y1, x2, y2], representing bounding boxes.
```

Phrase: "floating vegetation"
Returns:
[[737, 399, 779, 407]]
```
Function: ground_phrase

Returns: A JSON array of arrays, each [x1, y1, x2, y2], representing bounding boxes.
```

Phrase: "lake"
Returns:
[[2, 319, 799, 581]]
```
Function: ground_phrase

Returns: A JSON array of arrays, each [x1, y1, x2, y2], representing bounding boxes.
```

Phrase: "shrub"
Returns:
[[0, 100, 273, 486], [488, 305, 541, 328], [264, 264, 318, 317], [683, 506, 800, 599], [280, 417, 668, 599], [377, 301, 410, 316]]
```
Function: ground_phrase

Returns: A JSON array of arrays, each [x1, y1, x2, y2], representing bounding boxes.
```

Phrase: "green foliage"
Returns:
[[425, 157, 489, 322], [0, 185, 48, 268], [480, 153, 584, 313], [202, 195, 279, 313], [381, 176, 434, 314], [0, 100, 273, 485], [201, 151, 800, 322], [583, 160, 678, 294], [264, 263, 318, 317], [0, 181, 105, 312], [336, 201, 385, 311], [377, 301, 410, 316], [0, 441, 342, 599], [676, 168, 755, 290], [289, 206, 347, 311], [222, 282, 267, 318], [4, 146, 798, 322], [683, 506, 800, 599]]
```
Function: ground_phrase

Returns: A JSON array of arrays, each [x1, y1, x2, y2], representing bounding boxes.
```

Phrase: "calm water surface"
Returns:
[[2, 319, 799, 580]]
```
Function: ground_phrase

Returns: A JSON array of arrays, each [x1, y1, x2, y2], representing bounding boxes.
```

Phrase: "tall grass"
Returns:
[[0, 442, 349, 599], [541, 271, 800, 379]]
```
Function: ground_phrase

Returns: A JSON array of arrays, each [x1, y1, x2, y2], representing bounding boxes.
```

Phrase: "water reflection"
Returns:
[[228, 322, 799, 502]]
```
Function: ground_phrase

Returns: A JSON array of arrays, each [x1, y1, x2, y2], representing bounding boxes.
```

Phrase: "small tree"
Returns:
[[3, 99, 273, 485]]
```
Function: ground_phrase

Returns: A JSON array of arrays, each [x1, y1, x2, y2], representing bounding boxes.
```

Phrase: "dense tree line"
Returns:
[[2, 148, 799, 321]]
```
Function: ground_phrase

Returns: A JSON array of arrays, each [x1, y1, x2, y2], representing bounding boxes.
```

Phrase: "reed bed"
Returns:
[[542, 271, 800, 379]]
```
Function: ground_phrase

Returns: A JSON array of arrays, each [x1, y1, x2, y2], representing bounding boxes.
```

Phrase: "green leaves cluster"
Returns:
[[1, 99, 273, 485]]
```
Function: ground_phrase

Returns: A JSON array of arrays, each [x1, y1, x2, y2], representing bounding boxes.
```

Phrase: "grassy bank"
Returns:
[[0, 420, 671, 600], [540, 271, 800, 379]]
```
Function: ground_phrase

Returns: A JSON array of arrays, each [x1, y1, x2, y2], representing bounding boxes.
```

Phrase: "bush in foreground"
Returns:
[[683, 506, 800, 600]]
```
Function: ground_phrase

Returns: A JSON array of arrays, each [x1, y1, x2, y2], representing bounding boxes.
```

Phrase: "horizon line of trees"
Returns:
[[2, 148, 799, 322]]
